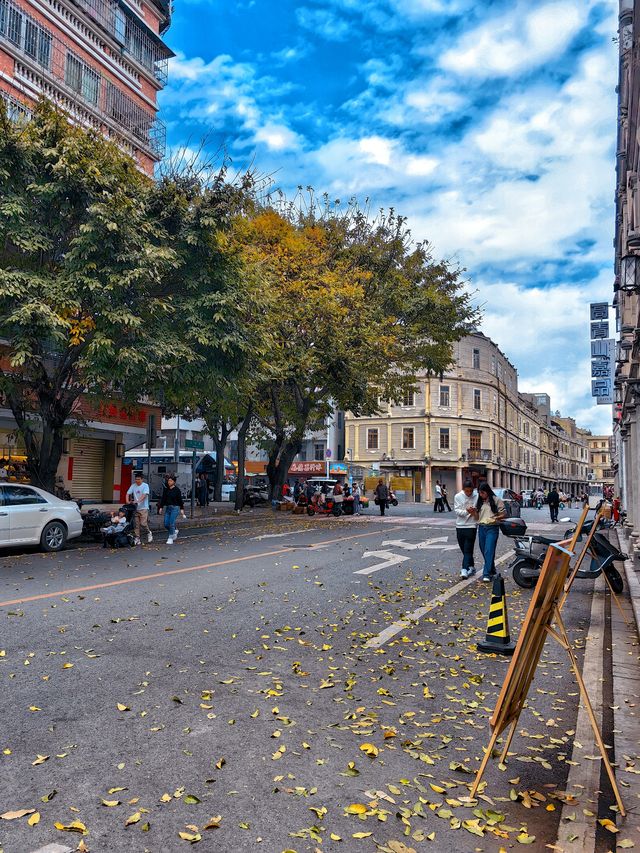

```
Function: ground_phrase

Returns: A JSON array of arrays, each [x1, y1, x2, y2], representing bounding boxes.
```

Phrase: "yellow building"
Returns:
[[345, 332, 589, 502]]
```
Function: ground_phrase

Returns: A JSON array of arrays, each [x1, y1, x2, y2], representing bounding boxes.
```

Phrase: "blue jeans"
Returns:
[[164, 505, 180, 537], [456, 527, 476, 573], [478, 525, 499, 578]]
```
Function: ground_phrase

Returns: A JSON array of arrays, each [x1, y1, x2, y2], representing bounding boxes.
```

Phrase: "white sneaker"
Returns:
[[173, 529, 179, 540], [467, 568, 476, 577], [166, 537, 174, 545], [460, 568, 469, 578], [147, 532, 153, 543], [134, 537, 141, 546], [481, 576, 491, 583]]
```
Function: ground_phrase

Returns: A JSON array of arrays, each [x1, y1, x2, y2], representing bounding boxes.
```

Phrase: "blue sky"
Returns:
[[160, 0, 619, 434]]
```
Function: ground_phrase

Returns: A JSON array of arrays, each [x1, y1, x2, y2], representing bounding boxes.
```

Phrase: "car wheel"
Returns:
[[41, 521, 68, 552]]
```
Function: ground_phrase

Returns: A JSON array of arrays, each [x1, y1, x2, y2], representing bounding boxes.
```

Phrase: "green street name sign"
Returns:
[[184, 439, 205, 450]]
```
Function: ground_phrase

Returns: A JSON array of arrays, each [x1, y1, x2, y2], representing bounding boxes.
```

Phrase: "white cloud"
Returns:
[[165, 52, 302, 154], [403, 47, 617, 266], [310, 135, 439, 194], [295, 7, 351, 40], [440, 1, 585, 77], [254, 123, 302, 151], [476, 271, 613, 433]]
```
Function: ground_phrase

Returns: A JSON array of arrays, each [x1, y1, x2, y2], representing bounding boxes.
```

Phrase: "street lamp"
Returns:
[[619, 254, 640, 292]]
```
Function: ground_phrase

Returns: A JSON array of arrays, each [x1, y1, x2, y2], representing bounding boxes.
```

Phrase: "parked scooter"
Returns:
[[306, 494, 342, 517], [501, 517, 626, 593]]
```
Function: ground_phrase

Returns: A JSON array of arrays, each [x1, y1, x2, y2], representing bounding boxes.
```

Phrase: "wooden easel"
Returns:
[[470, 537, 625, 816]]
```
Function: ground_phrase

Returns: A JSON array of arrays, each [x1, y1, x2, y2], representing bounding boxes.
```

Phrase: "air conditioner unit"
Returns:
[[587, 473, 595, 481]]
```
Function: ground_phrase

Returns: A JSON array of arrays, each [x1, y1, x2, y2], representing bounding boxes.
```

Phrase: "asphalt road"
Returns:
[[0, 506, 629, 853]]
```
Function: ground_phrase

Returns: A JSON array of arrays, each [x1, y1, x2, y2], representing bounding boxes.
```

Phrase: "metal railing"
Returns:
[[70, 0, 170, 85], [1, 0, 165, 159], [466, 448, 492, 462]]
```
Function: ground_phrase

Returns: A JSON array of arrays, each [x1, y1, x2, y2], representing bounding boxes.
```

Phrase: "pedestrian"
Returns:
[[547, 484, 560, 523], [333, 480, 344, 511], [100, 509, 127, 548], [441, 483, 452, 512], [126, 472, 153, 546], [433, 480, 444, 513], [454, 479, 478, 578], [375, 478, 389, 516], [196, 473, 207, 507], [352, 482, 361, 515], [476, 482, 506, 582], [305, 479, 316, 502], [293, 479, 302, 502], [158, 475, 185, 545]]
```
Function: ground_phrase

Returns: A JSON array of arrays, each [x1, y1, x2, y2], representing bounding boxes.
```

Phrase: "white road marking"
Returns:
[[382, 536, 449, 550], [251, 531, 299, 540], [355, 550, 411, 575], [365, 551, 512, 648]]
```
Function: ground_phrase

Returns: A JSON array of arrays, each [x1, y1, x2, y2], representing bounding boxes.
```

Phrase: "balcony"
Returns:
[[70, 0, 173, 86], [466, 448, 492, 462], [2, 3, 166, 160]]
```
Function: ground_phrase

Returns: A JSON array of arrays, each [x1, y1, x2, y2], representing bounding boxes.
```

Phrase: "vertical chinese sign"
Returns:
[[589, 302, 615, 405]]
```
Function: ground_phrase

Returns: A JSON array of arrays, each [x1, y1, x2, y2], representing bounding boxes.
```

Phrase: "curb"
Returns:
[[613, 527, 640, 637]]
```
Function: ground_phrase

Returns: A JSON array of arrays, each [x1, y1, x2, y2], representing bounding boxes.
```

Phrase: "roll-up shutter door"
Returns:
[[70, 439, 105, 500]]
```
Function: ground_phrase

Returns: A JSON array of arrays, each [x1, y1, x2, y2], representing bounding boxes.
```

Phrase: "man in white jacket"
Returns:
[[454, 479, 479, 578]]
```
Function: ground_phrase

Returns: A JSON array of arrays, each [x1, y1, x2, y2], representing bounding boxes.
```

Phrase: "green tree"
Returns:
[[154, 174, 271, 509], [234, 201, 479, 498], [0, 102, 185, 492]]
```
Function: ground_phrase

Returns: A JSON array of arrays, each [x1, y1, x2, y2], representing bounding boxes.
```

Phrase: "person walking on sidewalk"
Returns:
[[158, 475, 185, 545], [441, 483, 452, 512], [455, 479, 478, 578], [127, 472, 152, 546], [433, 481, 444, 513], [476, 482, 506, 582], [352, 482, 361, 515], [548, 485, 560, 523], [375, 478, 389, 516]]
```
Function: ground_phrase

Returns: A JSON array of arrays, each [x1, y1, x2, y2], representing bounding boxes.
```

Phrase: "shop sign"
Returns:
[[329, 462, 348, 476], [289, 461, 326, 475], [589, 303, 614, 405]]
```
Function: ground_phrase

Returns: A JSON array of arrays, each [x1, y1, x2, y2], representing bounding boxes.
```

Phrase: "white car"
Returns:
[[0, 484, 83, 552]]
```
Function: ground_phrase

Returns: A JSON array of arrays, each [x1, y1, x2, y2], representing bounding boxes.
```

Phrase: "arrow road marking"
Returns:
[[355, 550, 411, 575], [382, 536, 449, 551]]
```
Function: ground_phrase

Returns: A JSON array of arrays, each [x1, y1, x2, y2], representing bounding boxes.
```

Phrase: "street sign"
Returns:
[[185, 439, 205, 450], [326, 449, 332, 459], [589, 302, 614, 405]]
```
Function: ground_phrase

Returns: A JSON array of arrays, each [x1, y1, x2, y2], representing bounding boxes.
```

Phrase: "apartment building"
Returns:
[[345, 332, 589, 503], [587, 435, 615, 492], [0, 0, 172, 173]]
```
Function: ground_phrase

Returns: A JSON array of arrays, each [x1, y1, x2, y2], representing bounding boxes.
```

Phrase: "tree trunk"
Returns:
[[210, 421, 232, 502], [271, 437, 303, 501], [266, 431, 286, 500], [234, 405, 253, 512], [7, 390, 68, 495]]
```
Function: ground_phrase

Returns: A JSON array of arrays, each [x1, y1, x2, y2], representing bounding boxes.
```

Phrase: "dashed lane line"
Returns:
[[365, 551, 513, 648], [0, 526, 406, 609]]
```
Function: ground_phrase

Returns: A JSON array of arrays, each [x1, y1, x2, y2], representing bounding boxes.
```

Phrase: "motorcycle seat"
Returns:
[[530, 534, 564, 545]]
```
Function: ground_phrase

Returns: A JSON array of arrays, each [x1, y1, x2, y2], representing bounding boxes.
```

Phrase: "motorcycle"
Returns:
[[502, 517, 626, 593], [306, 494, 342, 517]]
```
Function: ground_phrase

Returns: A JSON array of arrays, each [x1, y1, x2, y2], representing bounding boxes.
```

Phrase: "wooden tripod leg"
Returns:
[[551, 607, 626, 817], [470, 727, 501, 800], [602, 571, 631, 628], [499, 719, 518, 765]]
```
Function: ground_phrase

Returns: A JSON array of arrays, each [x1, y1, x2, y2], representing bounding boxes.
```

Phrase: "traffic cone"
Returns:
[[477, 573, 517, 656]]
